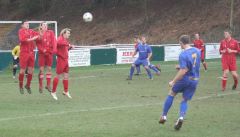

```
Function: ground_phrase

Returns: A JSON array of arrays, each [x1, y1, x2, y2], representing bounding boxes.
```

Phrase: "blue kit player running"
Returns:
[[159, 35, 201, 130], [127, 35, 153, 80]]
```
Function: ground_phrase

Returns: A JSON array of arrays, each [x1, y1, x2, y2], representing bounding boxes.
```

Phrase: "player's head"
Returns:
[[22, 20, 29, 29], [141, 35, 147, 44], [195, 33, 200, 39], [60, 28, 71, 39], [133, 35, 141, 43], [40, 22, 48, 31], [224, 30, 232, 39], [179, 35, 190, 49]]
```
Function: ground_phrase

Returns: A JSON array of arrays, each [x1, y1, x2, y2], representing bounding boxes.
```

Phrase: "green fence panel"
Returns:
[[0, 52, 12, 71], [91, 48, 116, 65], [151, 46, 164, 61]]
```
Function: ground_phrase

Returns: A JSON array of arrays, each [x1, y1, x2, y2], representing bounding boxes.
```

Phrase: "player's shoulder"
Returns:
[[220, 38, 226, 43], [47, 29, 55, 34], [231, 38, 238, 43], [18, 28, 25, 32]]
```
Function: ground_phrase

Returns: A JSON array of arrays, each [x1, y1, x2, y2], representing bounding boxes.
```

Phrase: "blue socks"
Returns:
[[136, 65, 141, 74], [145, 68, 152, 79], [129, 66, 135, 79], [162, 95, 174, 116], [149, 64, 159, 73], [179, 100, 188, 118]]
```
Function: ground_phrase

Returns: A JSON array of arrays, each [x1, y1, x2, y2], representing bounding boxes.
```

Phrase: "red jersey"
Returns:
[[219, 38, 239, 59], [36, 30, 56, 54], [193, 39, 204, 51], [134, 43, 139, 49], [18, 28, 38, 53], [56, 36, 70, 60]]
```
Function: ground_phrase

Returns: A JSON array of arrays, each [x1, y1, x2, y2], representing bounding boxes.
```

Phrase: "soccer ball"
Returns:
[[83, 12, 93, 22]]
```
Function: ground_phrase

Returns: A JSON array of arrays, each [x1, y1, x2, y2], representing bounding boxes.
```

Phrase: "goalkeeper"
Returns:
[[12, 44, 20, 79]]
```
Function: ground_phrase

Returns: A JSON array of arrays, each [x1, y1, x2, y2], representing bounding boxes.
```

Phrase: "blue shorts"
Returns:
[[134, 59, 149, 67], [172, 79, 198, 100]]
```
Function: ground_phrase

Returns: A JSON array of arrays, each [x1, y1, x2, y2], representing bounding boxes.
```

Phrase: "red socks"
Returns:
[[63, 79, 68, 93], [52, 77, 59, 93], [19, 73, 24, 88], [222, 76, 227, 91], [39, 73, 44, 89], [26, 74, 32, 88], [46, 73, 52, 87]]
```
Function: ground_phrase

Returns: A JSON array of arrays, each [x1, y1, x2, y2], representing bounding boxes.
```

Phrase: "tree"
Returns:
[[230, 0, 234, 30]]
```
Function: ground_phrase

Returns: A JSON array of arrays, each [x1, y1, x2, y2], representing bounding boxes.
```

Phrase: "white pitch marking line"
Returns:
[[0, 91, 239, 122]]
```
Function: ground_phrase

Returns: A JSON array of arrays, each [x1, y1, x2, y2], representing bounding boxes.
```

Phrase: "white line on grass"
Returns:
[[0, 91, 239, 122]]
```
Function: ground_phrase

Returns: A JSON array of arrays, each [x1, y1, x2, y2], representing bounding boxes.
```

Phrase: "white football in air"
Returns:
[[83, 12, 93, 22]]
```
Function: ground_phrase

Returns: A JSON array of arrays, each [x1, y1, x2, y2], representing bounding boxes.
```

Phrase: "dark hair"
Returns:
[[224, 29, 232, 35], [179, 35, 190, 45], [22, 20, 29, 24]]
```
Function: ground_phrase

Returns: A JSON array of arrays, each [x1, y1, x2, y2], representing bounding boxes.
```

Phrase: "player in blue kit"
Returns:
[[158, 35, 201, 130], [133, 36, 161, 76], [127, 35, 153, 80]]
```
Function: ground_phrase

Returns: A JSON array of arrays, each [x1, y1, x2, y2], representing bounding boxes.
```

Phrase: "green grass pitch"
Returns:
[[0, 60, 240, 137]]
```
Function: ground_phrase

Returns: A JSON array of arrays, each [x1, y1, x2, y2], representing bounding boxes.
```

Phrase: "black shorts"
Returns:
[[13, 57, 19, 65]]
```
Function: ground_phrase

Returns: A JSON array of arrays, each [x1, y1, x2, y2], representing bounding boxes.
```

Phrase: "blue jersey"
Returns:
[[179, 47, 201, 80], [136, 43, 152, 60]]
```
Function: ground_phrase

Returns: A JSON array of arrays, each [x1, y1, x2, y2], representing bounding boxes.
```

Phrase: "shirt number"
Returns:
[[192, 53, 197, 67]]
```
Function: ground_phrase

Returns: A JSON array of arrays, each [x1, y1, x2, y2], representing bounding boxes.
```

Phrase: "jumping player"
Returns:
[[18, 21, 39, 94], [219, 30, 239, 91], [193, 33, 207, 71], [36, 22, 56, 93], [51, 28, 73, 100], [159, 35, 201, 130]]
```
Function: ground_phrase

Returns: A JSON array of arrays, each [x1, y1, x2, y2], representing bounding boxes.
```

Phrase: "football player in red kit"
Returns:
[[219, 30, 239, 91], [36, 22, 56, 93], [51, 28, 74, 100], [193, 33, 207, 71], [18, 21, 39, 94]]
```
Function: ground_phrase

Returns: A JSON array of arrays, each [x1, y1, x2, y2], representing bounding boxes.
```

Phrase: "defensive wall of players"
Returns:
[[0, 43, 220, 71]]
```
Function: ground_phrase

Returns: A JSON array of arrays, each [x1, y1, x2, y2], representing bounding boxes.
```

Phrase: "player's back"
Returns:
[[180, 47, 201, 80]]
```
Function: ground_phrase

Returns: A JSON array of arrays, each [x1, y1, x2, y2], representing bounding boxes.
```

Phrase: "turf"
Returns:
[[0, 60, 240, 137]]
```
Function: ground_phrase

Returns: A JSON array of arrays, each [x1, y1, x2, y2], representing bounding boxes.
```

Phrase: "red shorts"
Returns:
[[222, 57, 237, 71], [19, 52, 35, 69], [38, 53, 53, 67], [56, 58, 69, 74]]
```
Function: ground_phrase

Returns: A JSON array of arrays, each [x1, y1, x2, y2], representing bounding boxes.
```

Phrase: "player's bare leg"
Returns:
[[201, 59, 207, 71], [231, 71, 238, 90], [222, 70, 229, 91]]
